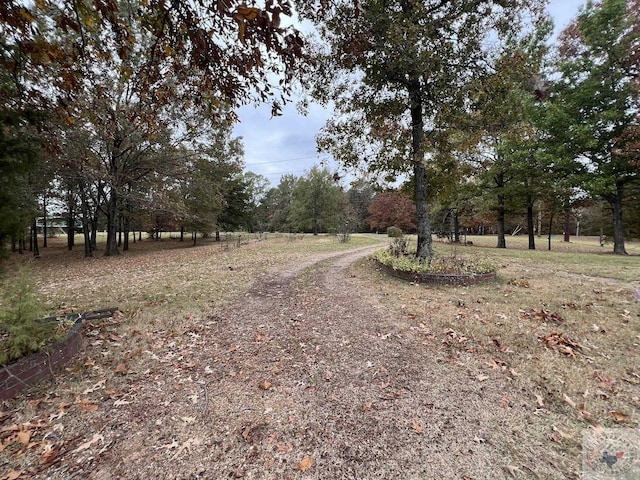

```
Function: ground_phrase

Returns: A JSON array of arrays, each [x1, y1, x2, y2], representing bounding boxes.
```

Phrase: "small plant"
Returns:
[[0, 266, 53, 365], [388, 237, 409, 257], [387, 226, 404, 238]]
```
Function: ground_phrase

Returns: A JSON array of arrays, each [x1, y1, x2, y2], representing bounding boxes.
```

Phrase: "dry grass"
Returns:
[[351, 235, 640, 476], [0, 233, 638, 479]]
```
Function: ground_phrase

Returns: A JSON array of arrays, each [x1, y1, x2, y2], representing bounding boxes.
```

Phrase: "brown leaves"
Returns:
[[508, 278, 530, 288], [610, 410, 630, 423], [258, 380, 272, 390], [77, 398, 98, 413], [538, 332, 582, 357], [411, 419, 424, 434], [296, 457, 314, 472], [523, 308, 565, 323]]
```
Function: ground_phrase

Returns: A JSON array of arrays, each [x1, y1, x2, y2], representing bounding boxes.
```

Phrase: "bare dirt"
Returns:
[[1, 244, 594, 479]]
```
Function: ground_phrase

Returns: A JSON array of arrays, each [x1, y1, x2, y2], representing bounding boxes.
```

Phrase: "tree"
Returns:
[[1, 0, 312, 255], [259, 174, 299, 232], [305, 0, 545, 260], [347, 179, 376, 232], [289, 166, 341, 234], [550, 0, 640, 254], [242, 172, 270, 232], [367, 191, 416, 233]]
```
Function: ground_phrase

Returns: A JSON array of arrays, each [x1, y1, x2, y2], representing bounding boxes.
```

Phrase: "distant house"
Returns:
[[35, 217, 82, 235]]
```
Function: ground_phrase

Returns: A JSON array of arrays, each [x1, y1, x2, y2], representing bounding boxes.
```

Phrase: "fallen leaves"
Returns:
[[411, 419, 424, 434], [522, 308, 565, 323], [296, 456, 314, 472], [538, 332, 582, 357], [72, 433, 103, 454], [610, 410, 630, 423], [258, 380, 272, 390], [77, 398, 98, 413]]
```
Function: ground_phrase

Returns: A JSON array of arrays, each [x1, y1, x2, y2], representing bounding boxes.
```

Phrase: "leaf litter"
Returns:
[[0, 235, 638, 479]]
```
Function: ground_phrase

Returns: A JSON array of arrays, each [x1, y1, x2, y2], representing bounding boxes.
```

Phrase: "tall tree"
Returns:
[[550, 0, 640, 254], [289, 166, 341, 234], [304, 0, 545, 260], [260, 174, 299, 232]]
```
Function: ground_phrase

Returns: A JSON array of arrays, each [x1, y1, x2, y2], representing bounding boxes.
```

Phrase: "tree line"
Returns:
[[1, 0, 638, 263]]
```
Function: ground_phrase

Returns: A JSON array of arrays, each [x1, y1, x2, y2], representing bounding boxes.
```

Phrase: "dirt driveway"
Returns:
[[5, 244, 576, 479]]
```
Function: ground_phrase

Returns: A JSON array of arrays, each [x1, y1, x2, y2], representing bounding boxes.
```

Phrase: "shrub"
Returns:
[[0, 266, 53, 365], [374, 250, 496, 275], [387, 226, 403, 238], [388, 237, 409, 257]]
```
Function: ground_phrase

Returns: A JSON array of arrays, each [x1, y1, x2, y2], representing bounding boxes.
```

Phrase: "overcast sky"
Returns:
[[233, 0, 588, 188]]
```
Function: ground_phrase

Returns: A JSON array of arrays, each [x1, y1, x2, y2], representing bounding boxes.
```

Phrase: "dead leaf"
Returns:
[[78, 398, 98, 412], [72, 433, 103, 453], [551, 425, 572, 443], [563, 394, 576, 408], [297, 456, 314, 472], [276, 442, 293, 453], [113, 399, 131, 407], [17, 430, 31, 445], [535, 394, 545, 407], [83, 379, 106, 394], [254, 333, 269, 342], [39, 441, 65, 465], [361, 402, 373, 411], [114, 363, 128, 374], [411, 419, 424, 433], [503, 465, 522, 477], [258, 381, 272, 390], [579, 403, 593, 422], [611, 411, 630, 423], [539, 332, 582, 356], [6, 470, 22, 480]]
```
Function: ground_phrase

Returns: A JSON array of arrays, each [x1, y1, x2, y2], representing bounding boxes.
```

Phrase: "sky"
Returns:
[[232, 0, 589, 188]]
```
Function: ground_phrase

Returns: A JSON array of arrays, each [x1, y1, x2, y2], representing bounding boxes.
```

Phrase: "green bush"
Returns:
[[0, 266, 53, 365], [387, 226, 403, 238]]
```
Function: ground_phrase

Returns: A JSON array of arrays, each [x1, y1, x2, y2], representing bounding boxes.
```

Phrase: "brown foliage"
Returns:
[[367, 192, 416, 232]]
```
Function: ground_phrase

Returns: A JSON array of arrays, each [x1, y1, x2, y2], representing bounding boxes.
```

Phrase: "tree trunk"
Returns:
[[180, 226, 185, 242], [32, 218, 40, 257], [117, 217, 122, 247], [453, 212, 460, 243], [537, 209, 542, 238], [91, 216, 98, 250], [548, 212, 554, 251], [42, 195, 48, 248], [67, 210, 75, 251], [409, 82, 433, 261], [563, 209, 571, 243], [496, 193, 506, 249], [105, 190, 119, 256], [608, 183, 627, 255], [527, 201, 535, 250], [78, 183, 94, 258], [123, 215, 130, 251]]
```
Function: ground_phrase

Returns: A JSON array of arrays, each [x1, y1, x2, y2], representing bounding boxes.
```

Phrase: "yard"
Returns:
[[0, 233, 638, 479]]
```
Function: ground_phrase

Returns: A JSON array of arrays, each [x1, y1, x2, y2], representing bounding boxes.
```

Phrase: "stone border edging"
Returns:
[[375, 259, 496, 286], [0, 308, 119, 400]]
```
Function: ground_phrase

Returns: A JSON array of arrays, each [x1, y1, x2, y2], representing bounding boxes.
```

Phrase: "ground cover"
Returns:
[[0, 233, 637, 479]]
